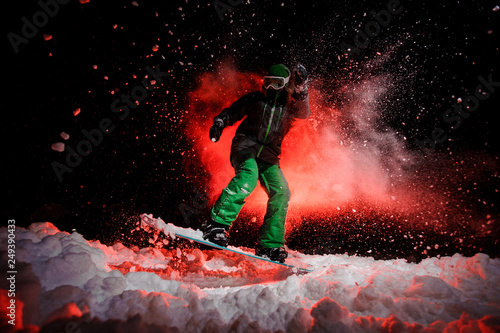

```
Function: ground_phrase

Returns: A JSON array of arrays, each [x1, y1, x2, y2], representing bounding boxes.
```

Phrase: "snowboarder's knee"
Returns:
[[274, 185, 291, 202]]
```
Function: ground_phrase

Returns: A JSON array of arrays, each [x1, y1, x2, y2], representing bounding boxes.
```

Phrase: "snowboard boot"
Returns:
[[202, 218, 230, 247], [255, 244, 288, 263]]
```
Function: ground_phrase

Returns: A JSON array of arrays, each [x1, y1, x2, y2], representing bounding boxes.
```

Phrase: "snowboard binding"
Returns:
[[202, 218, 230, 247], [255, 244, 288, 263]]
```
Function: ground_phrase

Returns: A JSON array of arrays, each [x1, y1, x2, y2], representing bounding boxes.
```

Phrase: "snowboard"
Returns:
[[140, 213, 315, 273]]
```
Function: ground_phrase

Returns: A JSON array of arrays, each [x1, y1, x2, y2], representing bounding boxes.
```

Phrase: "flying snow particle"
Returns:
[[131, 1, 139, 7], [60, 132, 70, 140], [73, 108, 81, 116], [51, 142, 65, 152], [493, 5, 500, 11], [43, 34, 52, 41]]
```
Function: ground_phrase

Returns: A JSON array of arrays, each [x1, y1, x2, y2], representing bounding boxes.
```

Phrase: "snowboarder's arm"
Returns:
[[209, 92, 257, 142], [215, 92, 257, 127], [289, 64, 311, 119], [290, 94, 311, 119]]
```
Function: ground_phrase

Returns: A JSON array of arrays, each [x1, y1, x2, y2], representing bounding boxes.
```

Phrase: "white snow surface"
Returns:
[[1, 222, 500, 332]]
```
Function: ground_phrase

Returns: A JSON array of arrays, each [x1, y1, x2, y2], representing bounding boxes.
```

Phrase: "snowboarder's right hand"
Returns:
[[209, 118, 225, 142]]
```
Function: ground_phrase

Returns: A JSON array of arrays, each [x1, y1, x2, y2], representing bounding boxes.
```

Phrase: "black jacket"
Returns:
[[215, 90, 311, 167]]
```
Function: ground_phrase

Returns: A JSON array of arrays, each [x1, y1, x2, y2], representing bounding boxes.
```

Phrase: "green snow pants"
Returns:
[[210, 157, 291, 248]]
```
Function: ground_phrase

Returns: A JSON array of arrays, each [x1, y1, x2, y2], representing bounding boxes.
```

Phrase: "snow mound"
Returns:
[[1, 223, 499, 332]]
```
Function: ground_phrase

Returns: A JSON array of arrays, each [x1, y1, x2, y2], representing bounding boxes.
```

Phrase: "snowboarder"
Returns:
[[203, 63, 310, 263]]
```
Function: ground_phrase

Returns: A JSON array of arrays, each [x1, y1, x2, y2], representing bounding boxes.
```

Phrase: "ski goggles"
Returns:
[[263, 76, 289, 90]]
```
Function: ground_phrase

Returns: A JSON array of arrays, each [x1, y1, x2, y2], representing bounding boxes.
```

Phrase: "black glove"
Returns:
[[292, 64, 309, 99], [209, 118, 225, 142], [293, 64, 308, 87]]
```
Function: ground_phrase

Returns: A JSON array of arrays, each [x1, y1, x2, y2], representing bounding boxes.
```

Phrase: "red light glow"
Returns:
[[182, 63, 425, 222]]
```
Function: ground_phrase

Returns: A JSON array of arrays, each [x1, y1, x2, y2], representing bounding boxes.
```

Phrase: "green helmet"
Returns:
[[263, 64, 290, 90], [268, 64, 290, 79]]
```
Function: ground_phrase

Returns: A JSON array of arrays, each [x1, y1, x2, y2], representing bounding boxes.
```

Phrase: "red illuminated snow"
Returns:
[[1, 222, 499, 332]]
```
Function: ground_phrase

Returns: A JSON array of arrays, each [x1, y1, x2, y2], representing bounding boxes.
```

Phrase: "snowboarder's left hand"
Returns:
[[209, 118, 225, 142], [293, 64, 308, 92]]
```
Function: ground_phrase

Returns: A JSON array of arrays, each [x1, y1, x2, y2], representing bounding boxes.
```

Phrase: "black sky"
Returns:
[[2, 0, 499, 257]]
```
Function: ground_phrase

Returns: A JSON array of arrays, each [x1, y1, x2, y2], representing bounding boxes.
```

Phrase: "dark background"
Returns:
[[2, 0, 499, 261]]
